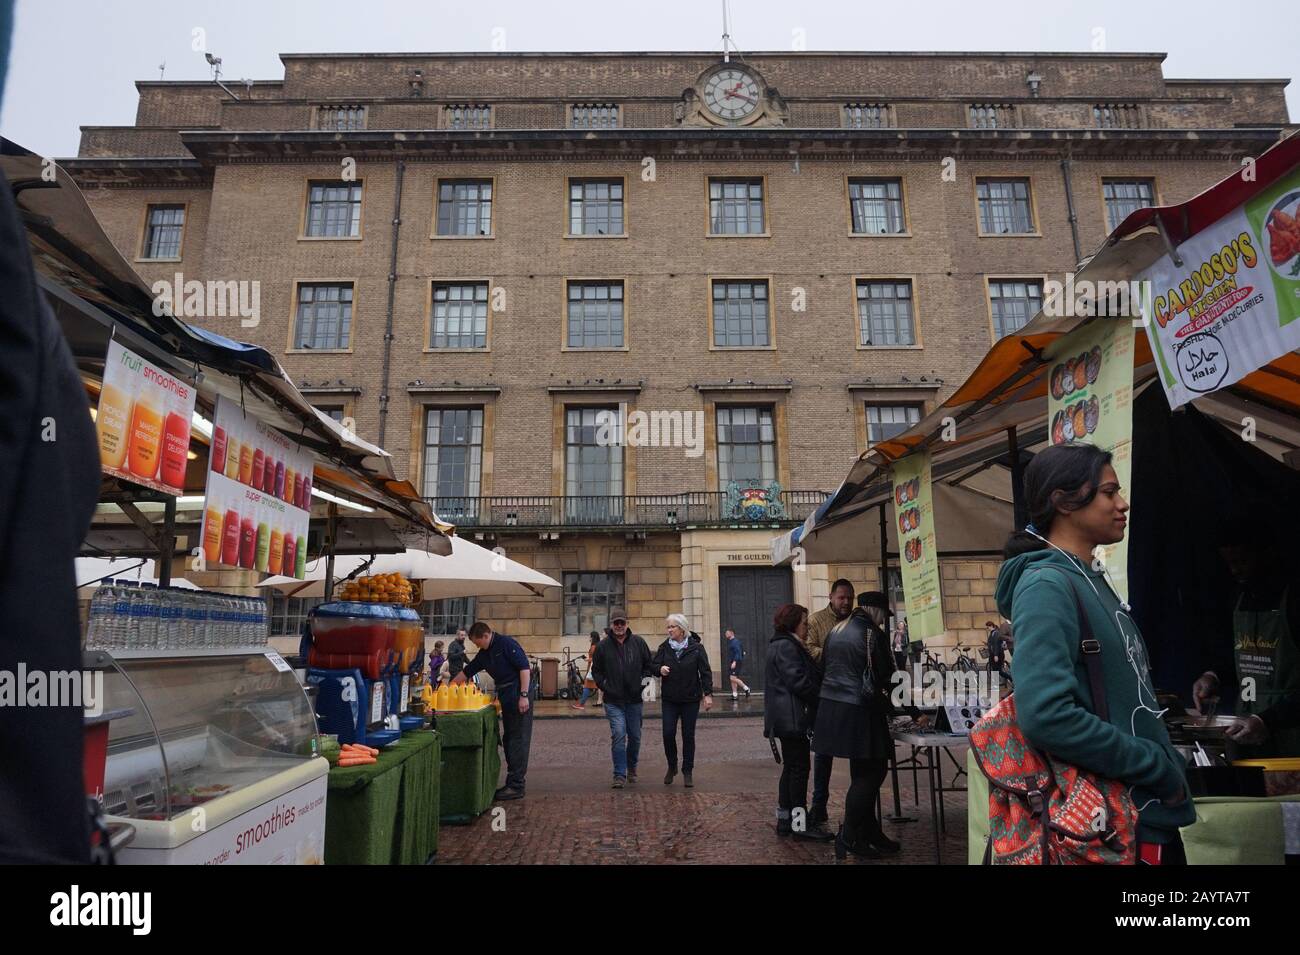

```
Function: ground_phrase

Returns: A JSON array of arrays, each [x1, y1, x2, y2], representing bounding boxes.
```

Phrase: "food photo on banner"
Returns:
[[95, 340, 196, 496], [201, 395, 312, 579]]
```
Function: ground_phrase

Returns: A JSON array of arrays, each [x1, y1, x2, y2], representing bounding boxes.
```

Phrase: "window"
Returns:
[[142, 204, 184, 259], [857, 280, 916, 346], [293, 283, 353, 350], [969, 104, 1012, 129], [709, 178, 765, 234], [568, 179, 624, 235], [866, 405, 922, 446], [315, 404, 346, 423], [445, 104, 491, 129], [716, 406, 776, 488], [1093, 104, 1140, 129], [712, 280, 770, 348], [317, 105, 366, 130], [563, 573, 625, 635], [436, 179, 493, 237], [843, 103, 889, 129], [269, 594, 323, 638], [304, 181, 362, 238], [849, 178, 906, 234], [571, 103, 620, 128], [422, 597, 476, 636], [988, 279, 1044, 338], [566, 281, 624, 348], [565, 407, 623, 523], [1103, 179, 1155, 231], [422, 408, 484, 518], [430, 282, 489, 349], [977, 178, 1035, 234]]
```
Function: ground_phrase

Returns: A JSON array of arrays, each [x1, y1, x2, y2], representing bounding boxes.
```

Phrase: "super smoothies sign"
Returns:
[[1141, 166, 1300, 409], [95, 341, 196, 495], [201, 395, 312, 579]]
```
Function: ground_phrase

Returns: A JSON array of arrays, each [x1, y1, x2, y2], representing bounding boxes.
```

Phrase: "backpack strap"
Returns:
[[1068, 583, 1110, 724]]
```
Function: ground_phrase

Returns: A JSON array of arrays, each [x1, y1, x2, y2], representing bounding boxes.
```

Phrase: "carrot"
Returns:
[[337, 757, 375, 766], [345, 744, 379, 756]]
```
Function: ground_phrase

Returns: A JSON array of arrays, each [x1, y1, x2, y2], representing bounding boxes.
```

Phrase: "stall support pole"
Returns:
[[880, 499, 909, 820], [323, 502, 339, 601], [1008, 428, 1028, 531], [157, 496, 176, 587]]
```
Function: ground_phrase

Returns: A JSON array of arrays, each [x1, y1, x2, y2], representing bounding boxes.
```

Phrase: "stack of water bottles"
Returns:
[[85, 580, 270, 652]]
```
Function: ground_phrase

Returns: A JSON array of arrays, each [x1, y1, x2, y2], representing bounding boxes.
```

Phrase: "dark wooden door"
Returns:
[[718, 566, 792, 692]]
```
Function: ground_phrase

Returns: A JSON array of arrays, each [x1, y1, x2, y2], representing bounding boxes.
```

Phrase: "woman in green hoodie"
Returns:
[[997, 443, 1195, 864]]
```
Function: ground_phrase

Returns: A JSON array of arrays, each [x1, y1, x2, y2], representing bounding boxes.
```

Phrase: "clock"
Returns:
[[703, 67, 761, 122]]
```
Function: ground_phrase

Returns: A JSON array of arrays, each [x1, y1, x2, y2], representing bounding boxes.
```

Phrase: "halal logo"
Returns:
[[1175, 331, 1229, 393]]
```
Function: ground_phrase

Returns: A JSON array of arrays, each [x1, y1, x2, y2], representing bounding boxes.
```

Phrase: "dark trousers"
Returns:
[[843, 757, 888, 846], [661, 699, 700, 774], [499, 699, 534, 791], [777, 735, 812, 814], [811, 753, 833, 819]]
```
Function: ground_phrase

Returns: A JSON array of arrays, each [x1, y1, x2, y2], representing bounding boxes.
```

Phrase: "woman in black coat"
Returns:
[[764, 603, 833, 842], [652, 613, 713, 786]]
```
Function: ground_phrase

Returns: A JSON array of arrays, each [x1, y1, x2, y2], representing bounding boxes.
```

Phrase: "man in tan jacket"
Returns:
[[806, 579, 855, 827]]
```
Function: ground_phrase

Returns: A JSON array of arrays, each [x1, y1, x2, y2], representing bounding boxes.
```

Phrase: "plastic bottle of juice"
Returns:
[[160, 411, 190, 489], [210, 426, 227, 475], [127, 398, 163, 481], [252, 447, 265, 492], [268, 528, 284, 575], [203, 507, 223, 565], [282, 534, 297, 580], [255, 522, 270, 572], [295, 535, 307, 578], [225, 435, 241, 480], [221, 509, 241, 566], [239, 442, 254, 486], [96, 383, 131, 469], [239, 516, 256, 568]]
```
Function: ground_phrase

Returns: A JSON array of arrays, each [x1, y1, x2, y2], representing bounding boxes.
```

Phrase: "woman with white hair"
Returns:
[[652, 613, 714, 786]]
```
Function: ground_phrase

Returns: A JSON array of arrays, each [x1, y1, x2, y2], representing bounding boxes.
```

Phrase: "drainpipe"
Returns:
[[1060, 151, 1083, 265], [377, 158, 405, 447]]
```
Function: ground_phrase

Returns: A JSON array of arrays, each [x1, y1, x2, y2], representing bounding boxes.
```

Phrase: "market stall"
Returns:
[[771, 131, 1300, 863], [4, 137, 456, 865]]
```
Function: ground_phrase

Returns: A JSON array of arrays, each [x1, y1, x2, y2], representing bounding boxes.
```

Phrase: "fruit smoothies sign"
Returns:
[[1047, 319, 1135, 602], [891, 450, 944, 640], [201, 395, 312, 579], [1140, 165, 1300, 410], [95, 340, 196, 495]]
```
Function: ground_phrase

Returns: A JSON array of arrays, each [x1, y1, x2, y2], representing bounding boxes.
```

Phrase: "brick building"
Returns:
[[62, 51, 1292, 684]]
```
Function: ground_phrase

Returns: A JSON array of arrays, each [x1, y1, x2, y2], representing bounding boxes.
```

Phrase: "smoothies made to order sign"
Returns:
[[892, 450, 944, 640], [1140, 166, 1300, 409], [201, 395, 313, 579], [95, 340, 197, 496]]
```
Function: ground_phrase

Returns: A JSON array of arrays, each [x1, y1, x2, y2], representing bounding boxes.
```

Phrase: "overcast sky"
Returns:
[[2, 0, 1295, 158]]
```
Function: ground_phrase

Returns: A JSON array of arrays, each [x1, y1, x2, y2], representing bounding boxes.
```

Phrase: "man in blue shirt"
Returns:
[[453, 620, 533, 800]]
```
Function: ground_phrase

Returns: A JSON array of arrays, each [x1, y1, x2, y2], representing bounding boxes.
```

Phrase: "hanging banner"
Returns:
[[1140, 166, 1300, 409], [891, 450, 944, 640], [201, 395, 313, 579], [95, 340, 196, 496], [1047, 318, 1135, 601]]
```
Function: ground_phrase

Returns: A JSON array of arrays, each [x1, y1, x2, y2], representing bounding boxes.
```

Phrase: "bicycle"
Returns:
[[951, 643, 979, 673], [920, 645, 947, 674], [559, 646, 585, 700]]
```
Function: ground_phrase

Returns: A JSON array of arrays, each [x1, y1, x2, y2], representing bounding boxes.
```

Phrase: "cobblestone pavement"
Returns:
[[436, 715, 969, 865]]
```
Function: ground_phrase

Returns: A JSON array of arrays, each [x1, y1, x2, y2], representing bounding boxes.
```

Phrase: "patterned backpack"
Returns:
[[969, 580, 1138, 865]]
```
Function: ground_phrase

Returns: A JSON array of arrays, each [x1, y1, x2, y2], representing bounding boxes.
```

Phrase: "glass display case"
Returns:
[[99, 648, 330, 864]]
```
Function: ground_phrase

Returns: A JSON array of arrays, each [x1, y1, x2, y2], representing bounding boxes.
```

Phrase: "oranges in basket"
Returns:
[[339, 572, 416, 605]]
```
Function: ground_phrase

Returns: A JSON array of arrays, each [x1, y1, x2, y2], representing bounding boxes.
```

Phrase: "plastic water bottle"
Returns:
[[110, 582, 131, 651], [86, 581, 110, 649]]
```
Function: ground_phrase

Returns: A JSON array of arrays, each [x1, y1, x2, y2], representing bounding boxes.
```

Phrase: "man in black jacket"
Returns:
[[591, 608, 653, 788], [446, 629, 468, 680], [652, 613, 713, 786]]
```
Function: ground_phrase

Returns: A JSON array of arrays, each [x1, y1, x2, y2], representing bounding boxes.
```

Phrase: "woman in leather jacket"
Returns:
[[764, 604, 833, 841], [814, 591, 924, 859]]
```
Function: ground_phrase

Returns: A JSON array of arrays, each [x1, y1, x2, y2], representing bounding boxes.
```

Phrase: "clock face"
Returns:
[[703, 68, 761, 121]]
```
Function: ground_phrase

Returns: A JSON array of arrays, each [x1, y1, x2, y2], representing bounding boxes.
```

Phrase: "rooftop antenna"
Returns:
[[204, 51, 242, 101], [158, 60, 166, 80], [720, 0, 744, 63]]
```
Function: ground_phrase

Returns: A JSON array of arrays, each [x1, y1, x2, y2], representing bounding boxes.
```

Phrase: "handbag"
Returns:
[[969, 575, 1138, 865]]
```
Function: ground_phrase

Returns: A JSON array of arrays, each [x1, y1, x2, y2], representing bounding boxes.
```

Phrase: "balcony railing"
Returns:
[[425, 488, 829, 530]]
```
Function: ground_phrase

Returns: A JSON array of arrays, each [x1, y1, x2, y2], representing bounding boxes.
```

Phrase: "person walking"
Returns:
[[765, 603, 834, 841], [591, 609, 653, 788], [453, 621, 533, 801], [815, 591, 923, 860], [427, 639, 446, 687], [571, 631, 602, 710], [997, 443, 1193, 864], [446, 629, 468, 681], [652, 613, 714, 786], [805, 579, 854, 830], [725, 629, 751, 700]]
